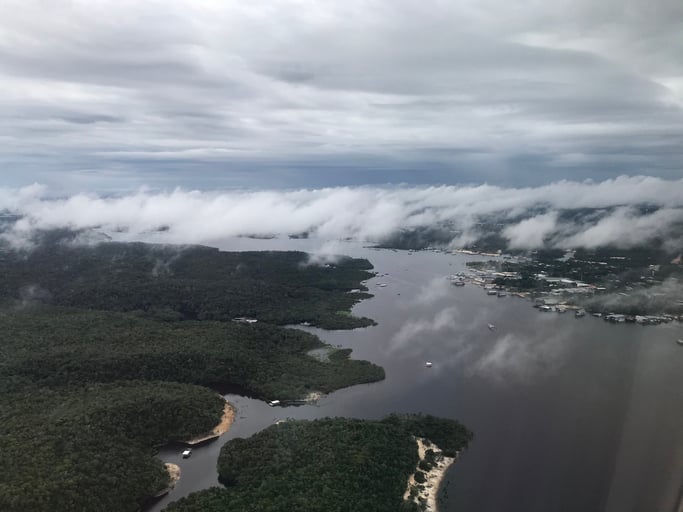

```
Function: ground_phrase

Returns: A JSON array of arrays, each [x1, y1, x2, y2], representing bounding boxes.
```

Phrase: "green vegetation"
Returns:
[[0, 231, 376, 329], [166, 414, 472, 512], [0, 304, 384, 400], [0, 382, 224, 512], [0, 232, 387, 511]]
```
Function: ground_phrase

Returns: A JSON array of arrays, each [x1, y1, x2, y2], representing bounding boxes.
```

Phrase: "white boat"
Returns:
[[182, 449, 192, 458], [425, 361, 433, 368], [487, 323, 496, 330], [677, 339, 683, 346]]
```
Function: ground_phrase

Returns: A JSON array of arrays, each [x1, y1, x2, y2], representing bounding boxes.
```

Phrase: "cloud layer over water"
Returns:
[[2, 176, 683, 251]]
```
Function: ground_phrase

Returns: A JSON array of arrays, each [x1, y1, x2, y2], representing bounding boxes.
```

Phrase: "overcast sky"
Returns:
[[1, 0, 682, 191]]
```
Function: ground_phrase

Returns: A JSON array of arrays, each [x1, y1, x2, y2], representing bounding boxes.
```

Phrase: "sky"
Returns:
[[1, 0, 683, 191]]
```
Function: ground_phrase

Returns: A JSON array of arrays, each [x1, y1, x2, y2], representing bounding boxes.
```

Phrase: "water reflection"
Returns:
[[145, 239, 683, 512]]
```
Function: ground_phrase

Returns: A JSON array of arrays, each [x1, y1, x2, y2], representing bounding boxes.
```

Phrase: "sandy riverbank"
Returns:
[[403, 437, 458, 512], [165, 463, 181, 486], [154, 463, 181, 497], [185, 400, 236, 445], [304, 391, 323, 403]]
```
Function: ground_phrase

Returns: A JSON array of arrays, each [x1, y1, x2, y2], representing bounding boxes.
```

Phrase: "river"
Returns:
[[145, 238, 683, 512]]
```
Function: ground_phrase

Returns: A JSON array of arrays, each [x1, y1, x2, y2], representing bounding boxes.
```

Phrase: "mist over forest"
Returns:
[[1, 176, 682, 255]]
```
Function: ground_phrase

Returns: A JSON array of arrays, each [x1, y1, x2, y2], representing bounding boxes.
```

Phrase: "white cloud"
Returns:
[[503, 212, 559, 249], [2, 176, 683, 250], [557, 207, 683, 249]]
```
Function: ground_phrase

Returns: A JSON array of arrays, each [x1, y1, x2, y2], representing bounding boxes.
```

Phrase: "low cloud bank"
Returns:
[[1, 175, 682, 250]]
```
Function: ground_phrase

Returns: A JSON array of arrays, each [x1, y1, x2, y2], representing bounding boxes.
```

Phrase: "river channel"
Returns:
[[145, 238, 683, 512]]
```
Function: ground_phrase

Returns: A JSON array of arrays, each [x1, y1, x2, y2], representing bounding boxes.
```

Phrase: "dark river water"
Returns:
[[146, 238, 683, 512]]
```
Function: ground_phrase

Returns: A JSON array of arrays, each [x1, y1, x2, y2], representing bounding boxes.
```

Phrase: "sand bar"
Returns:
[[153, 463, 180, 497], [185, 400, 236, 445], [403, 437, 458, 512]]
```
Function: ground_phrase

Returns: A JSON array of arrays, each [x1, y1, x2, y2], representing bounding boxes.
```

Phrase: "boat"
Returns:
[[486, 290, 497, 296], [497, 291, 506, 297], [268, 400, 281, 406], [487, 323, 496, 331], [452, 280, 465, 286], [677, 339, 683, 346], [575, 309, 586, 318], [425, 361, 433, 368], [181, 449, 192, 458]]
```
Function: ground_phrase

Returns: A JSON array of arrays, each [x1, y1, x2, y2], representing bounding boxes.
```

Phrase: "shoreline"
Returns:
[[184, 400, 236, 445], [154, 463, 180, 498], [403, 437, 458, 512]]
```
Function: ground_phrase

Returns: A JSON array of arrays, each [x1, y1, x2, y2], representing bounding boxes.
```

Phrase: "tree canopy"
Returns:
[[0, 234, 386, 511], [166, 415, 472, 512]]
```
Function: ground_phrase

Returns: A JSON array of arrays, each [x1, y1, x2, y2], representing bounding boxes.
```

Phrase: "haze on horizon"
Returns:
[[1, 0, 683, 192]]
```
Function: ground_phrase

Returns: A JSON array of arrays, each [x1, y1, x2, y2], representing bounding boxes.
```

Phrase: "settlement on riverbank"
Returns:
[[403, 437, 457, 512]]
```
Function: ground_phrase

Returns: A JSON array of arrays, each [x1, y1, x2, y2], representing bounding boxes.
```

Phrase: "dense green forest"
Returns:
[[166, 415, 473, 512], [0, 231, 387, 512], [0, 304, 384, 400], [0, 230, 376, 329], [0, 382, 224, 512]]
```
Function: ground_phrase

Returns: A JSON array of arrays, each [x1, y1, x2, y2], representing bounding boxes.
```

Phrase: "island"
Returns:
[[164, 414, 472, 512]]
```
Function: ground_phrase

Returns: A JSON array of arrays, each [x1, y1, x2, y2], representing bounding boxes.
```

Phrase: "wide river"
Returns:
[[146, 238, 683, 512]]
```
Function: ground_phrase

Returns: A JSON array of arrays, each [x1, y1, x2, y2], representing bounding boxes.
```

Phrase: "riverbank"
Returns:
[[403, 437, 457, 512], [185, 401, 235, 445], [153, 463, 180, 498]]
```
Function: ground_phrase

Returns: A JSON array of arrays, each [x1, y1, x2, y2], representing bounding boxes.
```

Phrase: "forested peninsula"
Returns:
[[0, 231, 385, 511], [166, 414, 473, 512]]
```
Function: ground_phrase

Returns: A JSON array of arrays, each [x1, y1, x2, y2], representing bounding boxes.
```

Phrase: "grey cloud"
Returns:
[[0, 1, 682, 188]]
